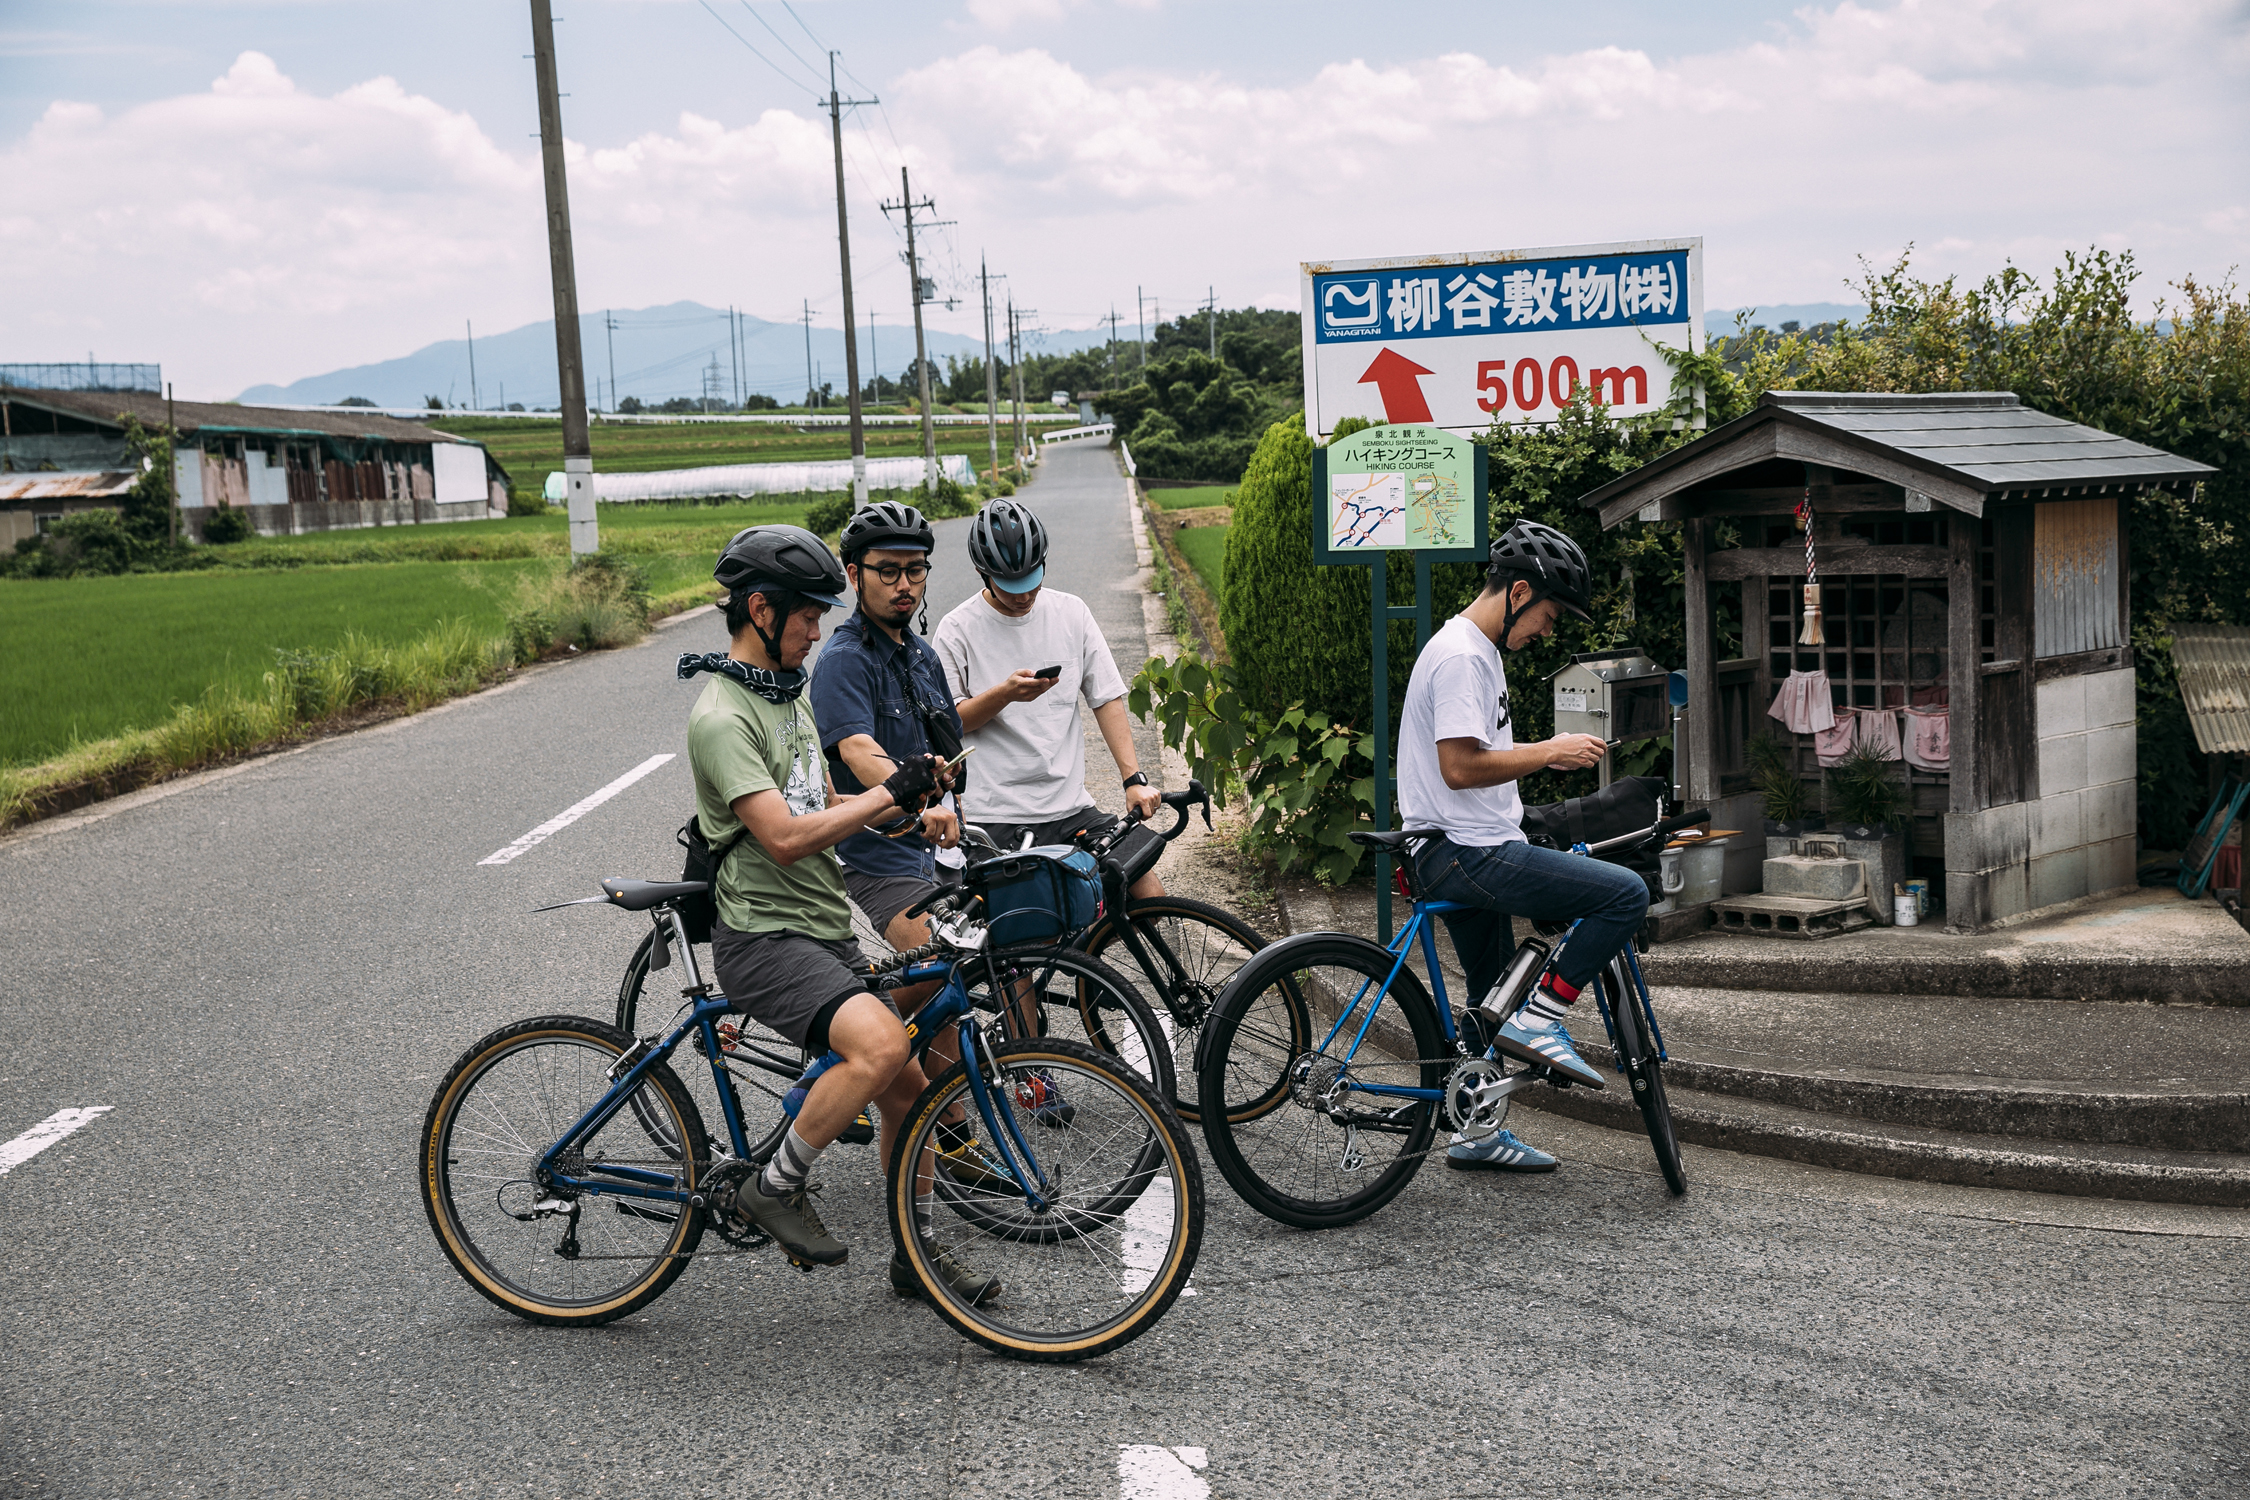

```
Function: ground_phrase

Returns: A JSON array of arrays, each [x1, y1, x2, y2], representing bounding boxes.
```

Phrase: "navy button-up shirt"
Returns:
[[808, 610, 966, 880]]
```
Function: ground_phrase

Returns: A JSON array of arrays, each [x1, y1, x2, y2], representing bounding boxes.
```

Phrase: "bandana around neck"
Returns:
[[677, 651, 805, 704]]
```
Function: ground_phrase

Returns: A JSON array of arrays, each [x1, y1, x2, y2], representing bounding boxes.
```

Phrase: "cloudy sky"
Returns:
[[4, 0, 2245, 399]]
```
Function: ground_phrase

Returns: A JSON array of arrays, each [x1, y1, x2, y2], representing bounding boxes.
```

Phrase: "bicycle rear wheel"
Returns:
[[421, 1016, 706, 1326], [1079, 896, 1271, 1122], [1196, 935, 1446, 1230], [1599, 957, 1686, 1197], [889, 1037, 1204, 1363]]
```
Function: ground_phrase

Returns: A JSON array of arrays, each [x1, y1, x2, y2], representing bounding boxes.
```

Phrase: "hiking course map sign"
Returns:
[[1299, 238, 1704, 440]]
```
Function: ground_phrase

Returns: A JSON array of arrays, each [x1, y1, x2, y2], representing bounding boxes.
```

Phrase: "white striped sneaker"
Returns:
[[1445, 1129, 1558, 1173], [1495, 1014, 1606, 1089]]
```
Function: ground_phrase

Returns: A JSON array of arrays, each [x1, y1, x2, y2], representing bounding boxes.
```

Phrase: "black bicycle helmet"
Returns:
[[839, 500, 934, 564], [713, 524, 848, 608], [966, 498, 1048, 588], [1488, 519, 1595, 623]]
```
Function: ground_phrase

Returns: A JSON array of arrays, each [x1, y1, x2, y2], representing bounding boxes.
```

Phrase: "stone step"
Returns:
[[1512, 1074, 2250, 1207]]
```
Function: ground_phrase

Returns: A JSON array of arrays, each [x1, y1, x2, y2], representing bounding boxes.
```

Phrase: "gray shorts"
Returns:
[[842, 865, 941, 938], [708, 921, 886, 1054]]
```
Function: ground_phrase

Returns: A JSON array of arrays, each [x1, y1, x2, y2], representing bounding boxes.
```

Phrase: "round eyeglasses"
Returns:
[[865, 561, 931, 584]]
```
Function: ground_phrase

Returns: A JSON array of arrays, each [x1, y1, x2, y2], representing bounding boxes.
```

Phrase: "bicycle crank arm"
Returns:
[[1320, 1101, 1427, 1134]]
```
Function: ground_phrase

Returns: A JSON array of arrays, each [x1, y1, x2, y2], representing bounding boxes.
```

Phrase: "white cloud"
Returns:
[[2, 0, 2245, 397]]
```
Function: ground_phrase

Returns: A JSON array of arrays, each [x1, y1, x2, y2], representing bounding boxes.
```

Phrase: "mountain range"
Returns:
[[236, 302, 1113, 411]]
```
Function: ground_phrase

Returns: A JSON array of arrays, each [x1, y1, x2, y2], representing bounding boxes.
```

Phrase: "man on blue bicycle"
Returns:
[[1397, 520, 1649, 1173], [682, 524, 999, 1304]]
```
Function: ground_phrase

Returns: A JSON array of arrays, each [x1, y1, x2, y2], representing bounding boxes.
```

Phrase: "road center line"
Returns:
[[1118, 1446, 1208, 1500], [0, 1107, 114, 1175], [478, 754, 675, 866]]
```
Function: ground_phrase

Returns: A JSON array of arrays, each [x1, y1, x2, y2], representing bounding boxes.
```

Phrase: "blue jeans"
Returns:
[[1414, 837, 1650, 1005]]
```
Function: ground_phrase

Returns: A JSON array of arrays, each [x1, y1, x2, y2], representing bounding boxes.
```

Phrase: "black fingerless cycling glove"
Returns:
[[881, 755, 938, 810]]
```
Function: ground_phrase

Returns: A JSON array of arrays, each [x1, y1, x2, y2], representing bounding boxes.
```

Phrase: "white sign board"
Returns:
[[1300, 238, 1703, 440]]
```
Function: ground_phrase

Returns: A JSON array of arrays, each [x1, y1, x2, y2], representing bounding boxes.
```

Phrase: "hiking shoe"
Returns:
[[733, 1180, 849, 1266], [891, 1246, 1002, 1306], [1494, 1015, 1606, 1090], [1014, 1069, 1076, 1128], [1445, 1128, 1558, 1173], [838, 1110, 876, 1147], [935, 1135, 1017, 1194]]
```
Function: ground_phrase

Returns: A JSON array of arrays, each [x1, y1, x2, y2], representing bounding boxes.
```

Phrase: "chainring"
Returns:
[[700, 1160, 773, 1249], [1442, 1057, 1513, 1142]]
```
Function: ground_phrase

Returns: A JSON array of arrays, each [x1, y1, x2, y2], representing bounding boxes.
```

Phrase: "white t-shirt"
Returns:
[[1397, 614, 1526, 847], [932, 588, 1130, 822]]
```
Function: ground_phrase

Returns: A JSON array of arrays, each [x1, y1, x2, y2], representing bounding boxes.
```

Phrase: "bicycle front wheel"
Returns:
[[1599, 958, 1687, 1197], [1196, 935, 1446, 1230], [421, 1016, 707, 1326], [1079, 896, 1272, 1122], [975, 945, 1178, 1104], [889, 1037, 1204, 1363]]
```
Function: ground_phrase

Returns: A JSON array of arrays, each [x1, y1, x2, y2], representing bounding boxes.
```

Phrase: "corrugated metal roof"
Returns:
[[0, 386, 474, 446], [1580, 390, 2217, 524], [2173, 625, 2250, 757], [0, 471, 139, 501]]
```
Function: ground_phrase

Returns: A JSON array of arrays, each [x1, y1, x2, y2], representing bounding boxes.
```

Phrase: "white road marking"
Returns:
[[1118, 1446, 1208, 1500], [0, 1108, 113, 1175], [478, 754, 675, 866], [1119, 1171, 1197, 1298]]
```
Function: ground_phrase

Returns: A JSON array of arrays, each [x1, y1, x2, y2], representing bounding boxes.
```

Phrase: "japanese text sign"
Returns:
[[1311, 424, 1487, 565], [1300, 238, 1703, 440]]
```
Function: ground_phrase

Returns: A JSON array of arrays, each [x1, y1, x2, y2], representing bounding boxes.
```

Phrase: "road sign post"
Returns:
[[1312, 424, 1489, 941]]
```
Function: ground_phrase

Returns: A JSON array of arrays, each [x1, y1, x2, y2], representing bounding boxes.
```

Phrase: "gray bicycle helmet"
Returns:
[[839, 500, 934, 564], [966, 498, 1048, 590], [713, 524, 849, 608], [1488, 519, 1595, 624]]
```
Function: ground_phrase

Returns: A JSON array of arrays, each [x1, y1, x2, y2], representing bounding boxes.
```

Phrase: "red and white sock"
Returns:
[[1517, 975, 1580, 1031]]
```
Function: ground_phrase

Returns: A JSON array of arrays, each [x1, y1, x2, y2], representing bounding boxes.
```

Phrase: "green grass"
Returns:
[[1147, 484, 1235, 511], [1174, 523, 1229, 597], [0, 560, 552, 766], [436, 416, 1046, 500]]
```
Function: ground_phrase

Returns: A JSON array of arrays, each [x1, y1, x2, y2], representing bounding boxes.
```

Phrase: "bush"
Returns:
[[202, 504, 252, 544], [804, 492, 854, 538], [506, 488, 549, 518], [505, 552, 650, 661], [924, 475, 974, 519]]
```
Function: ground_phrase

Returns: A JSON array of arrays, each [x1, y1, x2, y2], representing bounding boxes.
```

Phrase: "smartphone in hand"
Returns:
[[1033, 664, 1063, 680]]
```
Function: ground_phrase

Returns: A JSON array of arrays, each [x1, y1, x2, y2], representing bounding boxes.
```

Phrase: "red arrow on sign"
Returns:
[[1357, 347, 1435, 424]]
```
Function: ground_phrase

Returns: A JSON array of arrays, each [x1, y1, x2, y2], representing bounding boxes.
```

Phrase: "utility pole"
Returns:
[[803, 301, 815, 409], [166, 381, 177, 548], [1009, 303, 1032, 470], [604, 309, 618, 415], [1137, 286, 1146, 370], [1105, 307, 1120, 386], [1207, 286, 1216, 357], [882, 167, 946, 496], [466, 320, 479, 411], [728, 306, 740, 409], [529, 0, 596, 556], [981, 256, 1000, 481], [824, 53, 876, 506]]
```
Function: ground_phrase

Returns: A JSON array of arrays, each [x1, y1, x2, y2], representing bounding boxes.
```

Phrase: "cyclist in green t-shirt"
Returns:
[[681, 525, 995, 1304]]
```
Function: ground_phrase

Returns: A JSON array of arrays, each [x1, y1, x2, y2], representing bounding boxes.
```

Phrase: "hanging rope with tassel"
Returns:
[[1796, 488, 1826, 646]]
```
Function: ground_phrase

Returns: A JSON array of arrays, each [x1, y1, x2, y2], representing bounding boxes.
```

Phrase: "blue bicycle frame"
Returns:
[[532, 918, 1063, 1216]]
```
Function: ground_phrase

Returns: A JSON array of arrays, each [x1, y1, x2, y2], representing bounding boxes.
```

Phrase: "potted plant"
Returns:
[[1828, 742, 1912, 923], [1751, 733, 1822, 840]]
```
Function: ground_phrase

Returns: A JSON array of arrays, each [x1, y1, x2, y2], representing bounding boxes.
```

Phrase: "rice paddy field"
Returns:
[[1145, 484, 1235, 512], [1173, 522, 1228, 596]]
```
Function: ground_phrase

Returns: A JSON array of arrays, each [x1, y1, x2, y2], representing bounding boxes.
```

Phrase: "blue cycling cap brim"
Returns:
[[991, 562, 1044, 594]]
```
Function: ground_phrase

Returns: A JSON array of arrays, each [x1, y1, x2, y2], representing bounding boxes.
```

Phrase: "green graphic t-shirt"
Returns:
[[686, 675, 853, 940]]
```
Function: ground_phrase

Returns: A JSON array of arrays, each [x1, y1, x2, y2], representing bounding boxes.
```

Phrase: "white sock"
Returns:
[[760, 1125, 824, 1197], [1517, 987, 1573, 1031]]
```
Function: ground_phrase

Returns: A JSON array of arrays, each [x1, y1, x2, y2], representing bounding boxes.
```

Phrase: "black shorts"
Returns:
[[975, 805, 1120, 855], [842, 865, 941, 937]]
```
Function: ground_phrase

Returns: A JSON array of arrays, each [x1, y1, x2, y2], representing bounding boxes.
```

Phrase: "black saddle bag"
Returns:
[[675, 817, 749, 945], [1520, 775, 1666, 852]]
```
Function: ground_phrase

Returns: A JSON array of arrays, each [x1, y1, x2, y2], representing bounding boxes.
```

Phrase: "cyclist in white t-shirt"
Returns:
[[1397, 520, 1650, 1173], [932, 499, 1165, 896]]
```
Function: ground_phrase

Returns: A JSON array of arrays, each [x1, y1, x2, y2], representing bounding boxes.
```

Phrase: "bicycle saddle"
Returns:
[[1347, 828, 1445, 851], [600, 877, 710, 911]]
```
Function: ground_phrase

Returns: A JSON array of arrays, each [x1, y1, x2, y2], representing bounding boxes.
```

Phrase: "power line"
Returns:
[[736, 0, 825, 86], [695, 0, 815, 92]]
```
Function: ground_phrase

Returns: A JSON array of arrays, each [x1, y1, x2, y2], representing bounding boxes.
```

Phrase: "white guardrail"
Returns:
[[1119, 440, 1136, 477], [251, 403, 1079, 428], [543, 453, 979, 503], [1042, 422, 1115, 444]]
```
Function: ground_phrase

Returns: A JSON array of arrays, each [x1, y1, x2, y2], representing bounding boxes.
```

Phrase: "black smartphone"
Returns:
[[1033, 664, 1063, 680]]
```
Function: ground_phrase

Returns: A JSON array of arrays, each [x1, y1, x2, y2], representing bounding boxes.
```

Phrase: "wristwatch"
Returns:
[[1121, 772, 1150, 791]]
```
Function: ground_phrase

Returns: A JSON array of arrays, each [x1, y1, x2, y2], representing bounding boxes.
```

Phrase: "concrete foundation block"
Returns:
[[1763, 855, 1868, 902], [2030, 845, 2091, 911], [2032, 791, 2084, 859], [2087, 724, 2136, 788], [2084, 779, 2137, 845], [2084, 668, 2136, 729], [2089, 835, 2137, 893], [1949, 804, 2028, 870], [2037, 674, 2088, 736], [2039, 732, 2089, 796]]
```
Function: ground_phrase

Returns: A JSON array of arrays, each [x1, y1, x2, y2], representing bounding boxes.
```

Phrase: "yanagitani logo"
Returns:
[[1322, 278, 1380, 329]]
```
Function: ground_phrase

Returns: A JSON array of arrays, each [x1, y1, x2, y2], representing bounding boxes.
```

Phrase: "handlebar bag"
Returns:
[[1520, 775, 1667, 851], [969, 845, 1104, 945], [1103, 820, 1167, 888]]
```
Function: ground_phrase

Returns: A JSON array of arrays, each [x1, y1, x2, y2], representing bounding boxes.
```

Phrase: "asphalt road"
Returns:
[[2, 441, 2244, 1499]]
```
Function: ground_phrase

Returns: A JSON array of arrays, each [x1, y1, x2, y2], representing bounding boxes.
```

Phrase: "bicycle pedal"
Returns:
[[786, 1256, 817, 1273]]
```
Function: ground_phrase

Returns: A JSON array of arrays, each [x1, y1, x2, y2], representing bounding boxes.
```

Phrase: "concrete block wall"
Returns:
[[1945, 668, 2136, 927]]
